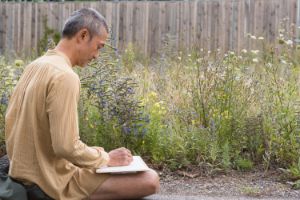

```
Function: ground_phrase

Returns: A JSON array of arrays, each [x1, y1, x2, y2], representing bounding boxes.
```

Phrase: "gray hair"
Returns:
[[62, 8, 108, 39]]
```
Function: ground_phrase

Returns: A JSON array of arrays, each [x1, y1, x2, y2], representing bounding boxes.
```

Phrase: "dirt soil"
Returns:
[[157, 168, 300, 199]]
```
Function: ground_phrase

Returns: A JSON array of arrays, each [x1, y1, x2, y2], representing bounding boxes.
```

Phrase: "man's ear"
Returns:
[[76, 28, 90, 43]]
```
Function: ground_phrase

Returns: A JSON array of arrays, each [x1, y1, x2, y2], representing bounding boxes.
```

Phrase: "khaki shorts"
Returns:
[[61, 168, 111, 200]]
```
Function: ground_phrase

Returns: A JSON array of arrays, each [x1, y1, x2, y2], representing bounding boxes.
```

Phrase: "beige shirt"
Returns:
[[5, 50, 109, 199]]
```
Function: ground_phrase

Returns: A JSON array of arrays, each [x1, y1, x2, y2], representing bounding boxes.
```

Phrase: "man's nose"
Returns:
[[93, 51, 100, 59]]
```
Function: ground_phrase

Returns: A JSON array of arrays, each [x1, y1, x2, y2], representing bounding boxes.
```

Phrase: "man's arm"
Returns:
[[46, 72, 108, 168]]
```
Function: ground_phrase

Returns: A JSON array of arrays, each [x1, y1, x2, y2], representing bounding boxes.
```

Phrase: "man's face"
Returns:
[[77, 27, 108, 67]]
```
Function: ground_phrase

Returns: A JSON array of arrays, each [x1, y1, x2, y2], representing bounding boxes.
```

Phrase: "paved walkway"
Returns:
[[143, 194, 299, 200]]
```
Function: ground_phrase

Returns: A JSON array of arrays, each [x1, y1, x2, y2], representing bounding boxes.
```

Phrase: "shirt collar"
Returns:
[[45, 49, 73, 68]]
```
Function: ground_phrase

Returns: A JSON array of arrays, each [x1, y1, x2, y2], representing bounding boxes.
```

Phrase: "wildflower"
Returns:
[[251, 50, 259, 54], [200, 74, 205, 80], [241, 49, 247, 53], [140, 98, 146, 106], [0, 93, 8, 105], [127, 87, 134, 94], [258, 37, 264, 40], [286, 40, 293, 45], [14, 59, 24, 66], [148, 91, 158, 101], [141, 128, 147, 137], [281, 59, 287, 64], [250, 35, 257, 40], [238, 56, 243, 59], [178, 56, 182, 60], [208, 51, 211, 54], [122, 126, 131, 135], [229, 51, 235, 55], [153, 102, 161, 109], [158, 108, 167, 115], [252, 58, 259, 63], [245, 79, 252, 87], [188, 54, 191, 57]]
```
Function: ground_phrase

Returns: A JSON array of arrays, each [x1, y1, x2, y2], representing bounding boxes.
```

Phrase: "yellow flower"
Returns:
[[14, 59, 24, 66], [148, 91, 158, 101], [153, 102, 161, 109]]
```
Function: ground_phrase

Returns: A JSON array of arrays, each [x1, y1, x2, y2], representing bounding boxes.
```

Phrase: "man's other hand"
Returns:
[[107, 147, 133, 166]]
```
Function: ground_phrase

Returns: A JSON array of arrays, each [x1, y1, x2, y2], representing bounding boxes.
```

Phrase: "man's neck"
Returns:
[[54, 39, 76, 67]]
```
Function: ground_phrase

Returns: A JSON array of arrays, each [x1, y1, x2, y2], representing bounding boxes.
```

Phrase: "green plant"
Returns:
[[37, 17, 61, 55], [240, 186, 261, 197], [0, 58, 25, 145], [235, 158, 254, 171]]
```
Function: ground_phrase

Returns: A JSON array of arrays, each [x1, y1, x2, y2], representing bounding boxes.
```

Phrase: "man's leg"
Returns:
[[89, 169, 159, 200]]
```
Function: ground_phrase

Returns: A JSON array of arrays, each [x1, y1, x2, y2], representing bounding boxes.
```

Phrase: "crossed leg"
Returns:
[[89, 169, 160, 200]]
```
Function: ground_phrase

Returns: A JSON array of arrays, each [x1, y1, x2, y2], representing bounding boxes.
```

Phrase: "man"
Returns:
[[5, 8, 159, 200]]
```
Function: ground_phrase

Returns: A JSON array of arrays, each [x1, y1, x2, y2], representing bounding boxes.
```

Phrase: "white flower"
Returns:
[[200, 48, 204, 52], [178, 56, 182, 60], [245, 79, 252, 87], [267, 63, 272, 68], [252, 58, 259, 63], [188, 54, 191, 57], [286, 40, 293, 45], [258, 37, 264, 40], [241, 49, 247, 53], [251, 35, 257, 40], [238, 56, 243, 59], [281, 59, 287, 64], [229, 51, 235, 55], [208, 51, 211, 54], [251, 50, 260, 54]]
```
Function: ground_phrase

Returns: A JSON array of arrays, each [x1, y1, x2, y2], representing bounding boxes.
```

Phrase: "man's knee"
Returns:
[[144, 169, 160, 194]]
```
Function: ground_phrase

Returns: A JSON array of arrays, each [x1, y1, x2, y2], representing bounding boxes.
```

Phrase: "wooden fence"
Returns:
[[0, 0, 300, 57]]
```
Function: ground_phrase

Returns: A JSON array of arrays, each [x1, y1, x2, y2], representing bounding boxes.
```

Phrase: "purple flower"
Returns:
[[0, 93, 8, 106]]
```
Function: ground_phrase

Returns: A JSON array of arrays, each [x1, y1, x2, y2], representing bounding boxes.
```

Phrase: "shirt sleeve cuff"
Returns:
[[91, 147, 110, 168]]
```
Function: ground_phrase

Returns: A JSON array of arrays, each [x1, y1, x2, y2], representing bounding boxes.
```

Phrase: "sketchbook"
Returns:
[[96, 156, 150, 174]]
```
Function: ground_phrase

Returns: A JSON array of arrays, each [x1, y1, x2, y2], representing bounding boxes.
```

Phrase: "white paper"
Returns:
[[96, 156, 150, 174]]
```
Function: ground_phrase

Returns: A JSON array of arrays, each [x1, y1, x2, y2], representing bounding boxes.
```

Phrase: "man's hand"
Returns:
[[107, 147, 133, 166]]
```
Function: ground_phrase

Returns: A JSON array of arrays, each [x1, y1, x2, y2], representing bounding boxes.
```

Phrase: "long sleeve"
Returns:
[[46, 72, 109, 168]]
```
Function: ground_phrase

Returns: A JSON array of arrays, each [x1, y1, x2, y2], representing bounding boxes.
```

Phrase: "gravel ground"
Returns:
[[157, 170, 300, 199]]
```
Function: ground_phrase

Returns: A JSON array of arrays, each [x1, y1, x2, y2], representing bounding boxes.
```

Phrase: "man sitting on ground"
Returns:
[[5, 8, 160, 200]]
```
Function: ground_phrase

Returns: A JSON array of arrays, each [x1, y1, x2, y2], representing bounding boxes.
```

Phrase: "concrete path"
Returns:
[[143, 194, 299, 200]]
